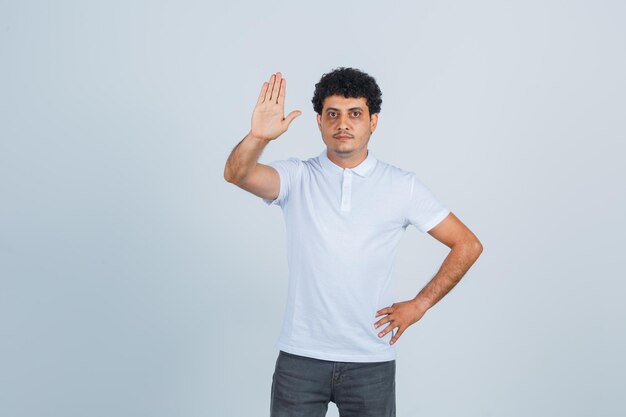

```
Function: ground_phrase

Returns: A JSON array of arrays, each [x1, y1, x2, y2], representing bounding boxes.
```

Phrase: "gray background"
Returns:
[[1, 1, 624, 416]]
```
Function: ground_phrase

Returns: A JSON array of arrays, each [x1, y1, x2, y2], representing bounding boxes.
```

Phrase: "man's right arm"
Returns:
[[223, 132, 280, 201], [223, 71, 300, 200]]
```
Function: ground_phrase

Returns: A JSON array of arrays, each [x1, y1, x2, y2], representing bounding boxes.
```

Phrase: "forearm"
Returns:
[[412, 242, 482, 313], [224, 131, 271, 184]]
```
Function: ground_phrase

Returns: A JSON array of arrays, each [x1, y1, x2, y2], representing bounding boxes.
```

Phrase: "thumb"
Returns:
[[284, 110, 302, 127]]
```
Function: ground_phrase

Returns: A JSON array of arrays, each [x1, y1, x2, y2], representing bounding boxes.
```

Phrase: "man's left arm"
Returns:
[[375, 212, 483, 345]]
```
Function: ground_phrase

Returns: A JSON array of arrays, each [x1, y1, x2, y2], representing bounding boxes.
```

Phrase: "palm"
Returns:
[[251, 72, 300, 141]]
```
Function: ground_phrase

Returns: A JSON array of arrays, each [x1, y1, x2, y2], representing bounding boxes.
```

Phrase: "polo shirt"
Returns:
[[262, 148, 450, 362]]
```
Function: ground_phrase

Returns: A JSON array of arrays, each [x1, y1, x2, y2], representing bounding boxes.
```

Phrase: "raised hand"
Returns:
[[250, 72, 301, 141]]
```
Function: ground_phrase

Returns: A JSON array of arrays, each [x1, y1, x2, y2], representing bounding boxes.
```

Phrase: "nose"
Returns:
[[337, 113, 350, 130]]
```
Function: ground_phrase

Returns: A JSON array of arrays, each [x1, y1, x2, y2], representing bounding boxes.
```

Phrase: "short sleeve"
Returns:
[[262, 157, 302, 207], [405, 173, 451, 233]]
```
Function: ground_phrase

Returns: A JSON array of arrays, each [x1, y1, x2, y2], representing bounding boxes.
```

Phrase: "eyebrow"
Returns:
[[326, 107, 364, 112]]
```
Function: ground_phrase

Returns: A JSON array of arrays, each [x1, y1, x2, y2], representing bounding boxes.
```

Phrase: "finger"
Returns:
[[257, 82, 269, 104], [266, 73, 276, 102], [284, 110, 301, 127], [375, 307, 393, 317], [390, 327, 406, 345], [269, 72, 282, 102], [277, 77, 286, 104], [374, 316, 391, 328], [378, 322, 397, 338]]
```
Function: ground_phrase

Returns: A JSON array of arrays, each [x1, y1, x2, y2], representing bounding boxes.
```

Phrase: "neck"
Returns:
[[326, 148, 369, 169]]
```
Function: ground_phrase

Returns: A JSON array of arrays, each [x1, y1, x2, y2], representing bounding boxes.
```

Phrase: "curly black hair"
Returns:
[[312, 67, 382, 116]]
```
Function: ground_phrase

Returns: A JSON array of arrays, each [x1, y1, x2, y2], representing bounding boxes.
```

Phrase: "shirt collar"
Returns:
[[319, 148, 377, 177]]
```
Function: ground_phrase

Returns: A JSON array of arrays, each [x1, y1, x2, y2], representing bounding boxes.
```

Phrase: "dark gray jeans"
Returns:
[[270, 350, 396, 417]]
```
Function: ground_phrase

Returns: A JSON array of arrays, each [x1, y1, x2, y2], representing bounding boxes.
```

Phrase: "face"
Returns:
[[316, 95, 378, 161]]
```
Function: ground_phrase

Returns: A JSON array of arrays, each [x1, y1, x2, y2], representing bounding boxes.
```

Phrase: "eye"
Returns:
[[328, 111, 337, 118], [351, 111, 361, 117]]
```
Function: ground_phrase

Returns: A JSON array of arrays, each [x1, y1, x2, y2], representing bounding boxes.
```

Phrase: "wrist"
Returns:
[[247, 131, 273, 144], [411, 297, 431, 315]]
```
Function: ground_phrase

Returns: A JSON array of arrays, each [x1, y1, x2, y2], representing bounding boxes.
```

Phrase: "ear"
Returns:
[[370, 113, 379, 133], [316, 113, 322, 131]]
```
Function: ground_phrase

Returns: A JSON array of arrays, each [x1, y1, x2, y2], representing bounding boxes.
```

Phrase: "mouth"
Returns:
[[334, 135, 353, 140]]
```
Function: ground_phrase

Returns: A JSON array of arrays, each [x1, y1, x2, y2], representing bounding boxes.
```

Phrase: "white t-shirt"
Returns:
[[262, 149, 450, 362]]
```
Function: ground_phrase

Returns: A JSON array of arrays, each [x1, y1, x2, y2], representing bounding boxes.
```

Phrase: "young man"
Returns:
[[224, 68, 483, 417]]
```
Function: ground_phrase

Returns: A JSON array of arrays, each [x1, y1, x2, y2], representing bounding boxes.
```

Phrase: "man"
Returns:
[[224, 68, 483, 417]]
